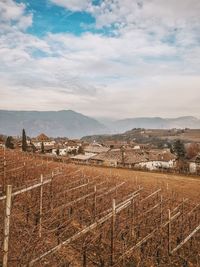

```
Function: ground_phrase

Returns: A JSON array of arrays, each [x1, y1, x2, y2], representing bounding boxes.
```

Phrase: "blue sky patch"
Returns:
[[16, 0, 96, 36]]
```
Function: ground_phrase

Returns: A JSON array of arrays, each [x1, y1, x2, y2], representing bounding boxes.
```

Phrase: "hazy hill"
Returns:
[[0, 110, 200, 138], [111, 116, 200, 133], [0, 110, 107, 138]]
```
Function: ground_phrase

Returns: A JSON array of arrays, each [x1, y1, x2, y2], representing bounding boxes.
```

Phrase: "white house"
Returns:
[[135, 160, 175, 171], [32, 133, 56, 149], [65, 141, 80, 153], [189, 154, 200, 174], [133, 145, 141, 150], [135, 149, 176, 171], [189, 162, 197, 174], [52, 148, 68, 156]]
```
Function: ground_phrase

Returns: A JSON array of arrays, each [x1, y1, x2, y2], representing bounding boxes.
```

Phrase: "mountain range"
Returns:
[[0, 110, 106, 138], [0, 110, 200, 138], [109, 116, 200, 133]]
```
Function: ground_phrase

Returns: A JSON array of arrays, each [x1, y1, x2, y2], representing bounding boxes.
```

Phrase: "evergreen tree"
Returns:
[[121, 146, 125, 166], [172, 139, 186, 159], [56, 148, 60, 156], [30, 140, 37, 153], [41, 142, 45, 154], [22, 129, 27, 152], [5, 136, 14, 149], [78, 146, 84, 154]]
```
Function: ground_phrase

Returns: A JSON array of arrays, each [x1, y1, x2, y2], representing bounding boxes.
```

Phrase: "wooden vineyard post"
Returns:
[[39, 174, 43, 238], [130, 199, 135, 238], [93, 186, 97, 220], [122, 239, 126, 267], [160, 195, 163, 225], [83, 244, 87, 267], [168, 209, 171, 256], [3, 151, 6, 193], [181, 198, 184, 240], [50, 171, 54, 209], [3, 185, 12, 267], [111, 199, 116, 266]]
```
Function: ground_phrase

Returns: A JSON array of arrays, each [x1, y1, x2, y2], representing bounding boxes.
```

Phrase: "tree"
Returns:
[[186, 143, 200, 159], [30, 140, 37, 153], [71, 149, 77, 155], [78, 146, 84, 154], [5, 136, 14, 149], [172, 140, 186, 159], [56, 148, 60, 156], [22, 129, 27, 152], [121, 146, 126, 166], [41, 142, 45, 154]]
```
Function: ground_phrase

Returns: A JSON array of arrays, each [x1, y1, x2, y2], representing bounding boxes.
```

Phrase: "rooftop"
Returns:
[[71, 153, 96, 161], [84, 145, 110, 154], [91, 149, 176, 164]]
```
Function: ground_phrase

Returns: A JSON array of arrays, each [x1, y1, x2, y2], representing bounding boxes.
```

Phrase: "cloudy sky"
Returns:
[[0, 0, 200, 119]]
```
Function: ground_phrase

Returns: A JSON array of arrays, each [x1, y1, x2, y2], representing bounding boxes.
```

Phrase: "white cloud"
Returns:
[[0, 0, 200, 118], [0, 0, 32, 31], [50, 0, 200, 31], [50, 0, 91, 11]]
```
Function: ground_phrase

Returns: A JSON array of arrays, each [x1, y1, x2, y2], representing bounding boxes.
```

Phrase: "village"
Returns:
[[1, 130, 200, 175]]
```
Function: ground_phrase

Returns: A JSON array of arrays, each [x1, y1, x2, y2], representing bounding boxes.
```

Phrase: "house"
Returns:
[[52, 147, 68, 156], [189, 154, 200, 174], [90, 148, 176, 171], [32, 133, 56, 151], [52, 140, 82, 156], [103, 141, 128, 149], [133, 145, 141, 150], [90, 149, 147, 168], [0, 136, 4, 147], [135, 149, 176, 171], [65, 140, 80, 153], [84, 143, 110, 154], [71, 153, 96, 164]]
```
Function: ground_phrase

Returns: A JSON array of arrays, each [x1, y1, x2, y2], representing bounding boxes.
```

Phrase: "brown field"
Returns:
[[0, 149, 200, 267], [159, 129, 200, 143], [79, 165, 200, 201]]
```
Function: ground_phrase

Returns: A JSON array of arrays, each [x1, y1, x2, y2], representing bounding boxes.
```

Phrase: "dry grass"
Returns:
[[79, 165, 200, 201]]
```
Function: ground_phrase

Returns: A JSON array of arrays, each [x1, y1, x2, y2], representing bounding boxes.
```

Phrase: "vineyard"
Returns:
[[0, 148, 199, 267]]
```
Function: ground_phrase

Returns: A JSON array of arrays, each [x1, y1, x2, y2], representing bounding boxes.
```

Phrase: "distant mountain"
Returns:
[[0, 110, 200, 138], [111, 116, 200, 133], [0, 110, 107, 138]]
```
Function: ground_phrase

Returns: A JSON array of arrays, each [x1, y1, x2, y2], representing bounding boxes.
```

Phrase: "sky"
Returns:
[[0, 0, 200, 119]]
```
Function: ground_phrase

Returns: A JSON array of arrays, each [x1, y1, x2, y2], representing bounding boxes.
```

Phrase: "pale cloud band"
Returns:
[[0, 0, 200, 119]]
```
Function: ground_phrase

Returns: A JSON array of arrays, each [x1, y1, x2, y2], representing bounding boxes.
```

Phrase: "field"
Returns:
[[80, 166, 200, 201], [0, 148, 200, 267], [160, 129, 200, 143]]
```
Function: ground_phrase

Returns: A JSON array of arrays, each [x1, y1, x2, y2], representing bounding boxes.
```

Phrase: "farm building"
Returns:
[[90, 149, 147, 168], [90, 149, 176, 170]]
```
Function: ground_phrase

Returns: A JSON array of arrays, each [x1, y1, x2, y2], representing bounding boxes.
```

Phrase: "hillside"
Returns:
[[0, 110, 107, 138], [82, 128, 200, 144], [111, 116, 200, 133]]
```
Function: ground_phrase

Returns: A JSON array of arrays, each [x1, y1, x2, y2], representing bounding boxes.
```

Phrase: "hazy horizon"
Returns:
[[0, 1, 200, 119], [0, 109, 200, 121]]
